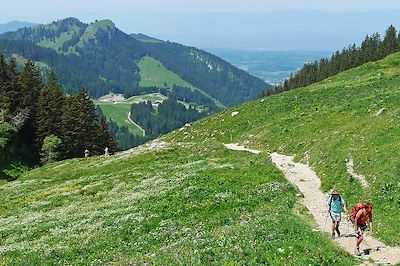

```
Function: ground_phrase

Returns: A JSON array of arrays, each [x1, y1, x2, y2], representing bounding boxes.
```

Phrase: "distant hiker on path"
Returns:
[[104, 147, 109, 156], [326, 190, 347, 239], [350, 202, 373, 256], [84, 149, 89, 158]]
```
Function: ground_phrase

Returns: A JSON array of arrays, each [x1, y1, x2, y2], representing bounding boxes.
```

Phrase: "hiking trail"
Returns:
[[127, 111, 146, 137], [224, 143, 400, 265], [346, 158, 369, 188]]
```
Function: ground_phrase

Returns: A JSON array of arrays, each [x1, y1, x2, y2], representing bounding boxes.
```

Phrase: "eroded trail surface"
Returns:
[[270, 153, 400, 265], [223, 143, 400, 265]]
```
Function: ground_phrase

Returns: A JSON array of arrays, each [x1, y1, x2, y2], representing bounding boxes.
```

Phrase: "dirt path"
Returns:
[[223, 143, 400, 265], [127, 111, 146, 137], [346, 158, 369, 188], [270, 153, 400, 265], [223, 143, 261, 154]]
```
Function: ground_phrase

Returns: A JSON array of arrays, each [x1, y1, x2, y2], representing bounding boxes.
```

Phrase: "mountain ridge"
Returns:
[[0, 17, 269, 107], [0, 21, 36, 34]]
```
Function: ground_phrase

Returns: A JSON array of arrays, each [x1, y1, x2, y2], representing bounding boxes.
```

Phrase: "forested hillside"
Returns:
[[0, 18, 269, 107], [0, 55, 116, 180]]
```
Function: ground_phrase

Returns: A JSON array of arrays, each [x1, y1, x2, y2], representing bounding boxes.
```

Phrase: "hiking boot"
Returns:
[[331, 232, 335, 239], [336, 228, 341, 237], [355, 248, 361, 256]]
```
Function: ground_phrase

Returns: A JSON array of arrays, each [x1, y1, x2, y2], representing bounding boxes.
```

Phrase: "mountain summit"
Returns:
[[0, 17, 269, 107]]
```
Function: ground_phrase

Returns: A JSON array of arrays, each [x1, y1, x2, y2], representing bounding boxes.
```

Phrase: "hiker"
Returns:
[[104, 147, 109, 156], [350, 202, 373, 256], [326, 190, 348, 239], [84, 149, 89, 158]]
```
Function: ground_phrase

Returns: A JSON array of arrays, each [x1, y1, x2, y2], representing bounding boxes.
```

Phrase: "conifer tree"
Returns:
[[35, 70, 64, 148], [75, 88, 98, 153], [382, 25, 398, 57], [18, 60, 43, 155], [19, 60, 42, 111], [60, 95, 83, 158], [96, 117, 118, 154]]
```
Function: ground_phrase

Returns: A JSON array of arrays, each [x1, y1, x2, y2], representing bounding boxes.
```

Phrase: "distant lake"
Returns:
[[208, 49, 332, 85]]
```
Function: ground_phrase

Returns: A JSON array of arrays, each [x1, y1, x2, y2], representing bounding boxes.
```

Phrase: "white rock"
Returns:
[[231, 111, 239, 117], [375, 108, 385, 117]]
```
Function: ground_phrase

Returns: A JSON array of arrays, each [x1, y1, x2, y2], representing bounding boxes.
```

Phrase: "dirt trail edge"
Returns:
[[270, 153, 400, 265], [224, 144, 400, 265]]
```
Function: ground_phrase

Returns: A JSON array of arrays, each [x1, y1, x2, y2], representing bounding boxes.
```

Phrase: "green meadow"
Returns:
[[3, 52, 400, 265]]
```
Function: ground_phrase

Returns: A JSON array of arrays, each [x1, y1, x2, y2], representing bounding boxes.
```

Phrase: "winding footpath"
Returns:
[[224, 143, 400, 265], [127, 111, 146, 137]]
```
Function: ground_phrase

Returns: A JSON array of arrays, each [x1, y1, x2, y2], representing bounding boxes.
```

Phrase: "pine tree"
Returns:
[[75, 88, 98, 153], [96, 117, 118, 154], [382, 25, 398, 57], [18, 60, 43, 156], [0, 56, 21, 115], [35, 70, 64, 149], [19, 60, 42, 111], [60, 95, 83, 158]]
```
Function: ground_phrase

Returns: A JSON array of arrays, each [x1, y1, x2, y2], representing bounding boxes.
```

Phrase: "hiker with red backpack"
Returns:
[[326, 190, 348, 239], [349, 202, 373, 256]]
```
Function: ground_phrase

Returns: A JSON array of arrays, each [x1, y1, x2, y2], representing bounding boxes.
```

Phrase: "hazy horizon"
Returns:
[[1, 0, 400, 51]]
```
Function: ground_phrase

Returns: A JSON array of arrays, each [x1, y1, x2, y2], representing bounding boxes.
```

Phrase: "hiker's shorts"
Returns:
[[330, 211, 341, 222], [359, 224, 367, 232]]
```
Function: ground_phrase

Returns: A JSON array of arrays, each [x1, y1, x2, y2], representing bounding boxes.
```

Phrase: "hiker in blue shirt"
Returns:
[[326, 190, 348, 239]]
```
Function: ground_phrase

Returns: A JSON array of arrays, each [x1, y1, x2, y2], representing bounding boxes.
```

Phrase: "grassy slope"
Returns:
[[138, 56, 225, 108], [0, 141, 355, 265], [138, 55, 196, 89], [168, 52, 400, 246], [96, 102, 144, 136], [38, 24, 80, 51], [79, 20, 114, 44], [3, 53, 400, 265]]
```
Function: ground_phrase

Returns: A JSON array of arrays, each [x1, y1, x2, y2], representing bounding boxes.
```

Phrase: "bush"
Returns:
[[41, 135, 62, 164]]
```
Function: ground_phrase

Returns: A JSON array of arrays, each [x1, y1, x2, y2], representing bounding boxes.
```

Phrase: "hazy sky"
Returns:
[[1, 0, 400, 50]]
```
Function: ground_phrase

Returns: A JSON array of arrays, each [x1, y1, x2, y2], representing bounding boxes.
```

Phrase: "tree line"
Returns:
[[131, 98, 205, 137], [259, 25, 400, 98], [160, 85, 222, 113], [0, 54, 116, 180], [96, 106, 150, 151]]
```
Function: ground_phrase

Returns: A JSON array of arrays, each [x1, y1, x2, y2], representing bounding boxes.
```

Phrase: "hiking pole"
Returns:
[[323, 212, 329, 232], [346, 216, 350, 237]]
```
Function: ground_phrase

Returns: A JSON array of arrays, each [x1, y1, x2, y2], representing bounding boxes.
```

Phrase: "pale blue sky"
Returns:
[[1, 0, 400, 50]]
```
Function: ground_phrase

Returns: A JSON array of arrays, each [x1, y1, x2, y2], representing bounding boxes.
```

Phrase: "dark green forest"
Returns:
[[160, 85, 222, 112], [0, 55, 116, 180], [95, 97, 206, 151], [95, 107, 150, 151], [131, 98, 205, 137], [259, 25, 400, 97]]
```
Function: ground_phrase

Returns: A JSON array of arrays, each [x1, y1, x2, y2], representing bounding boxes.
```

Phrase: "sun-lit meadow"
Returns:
[[0, 138, 356, 265], [3, 52, 400, 265], [168, 52, 400, 246]]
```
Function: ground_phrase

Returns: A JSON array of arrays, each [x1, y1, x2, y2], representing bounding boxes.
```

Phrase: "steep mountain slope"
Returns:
[[3, 48, 400, 265], [175, 52, 400, 246], [0, 142, 356, 265], [0, 18, 269, 107]]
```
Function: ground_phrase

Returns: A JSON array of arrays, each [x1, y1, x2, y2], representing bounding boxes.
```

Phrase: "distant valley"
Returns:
[[209, 49, 332, 84]]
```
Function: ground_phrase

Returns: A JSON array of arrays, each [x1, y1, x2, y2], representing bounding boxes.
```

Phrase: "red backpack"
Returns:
[[349, 203, 366, 224]]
